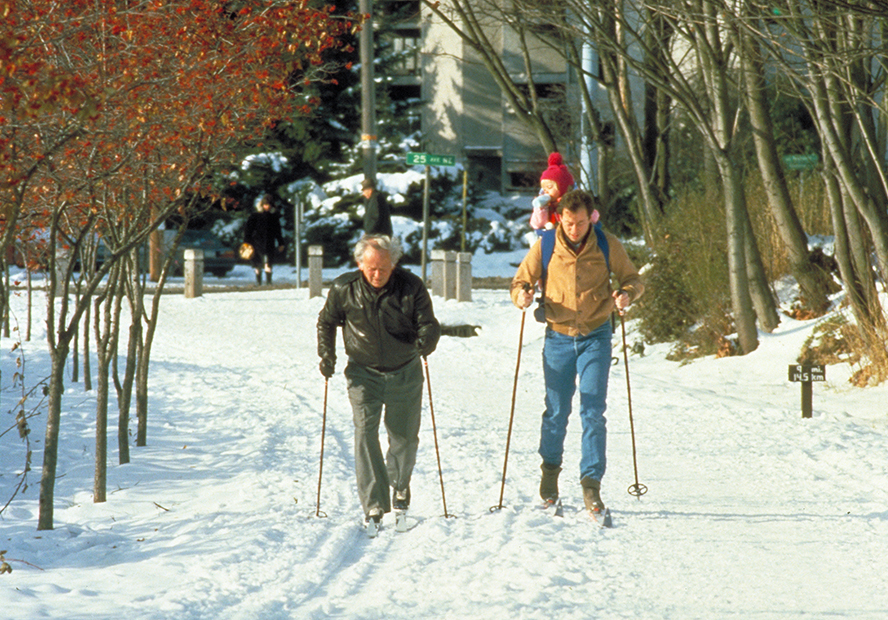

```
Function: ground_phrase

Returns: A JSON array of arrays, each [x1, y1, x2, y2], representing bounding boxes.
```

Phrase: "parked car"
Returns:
[[161, 229, 237, 277], [94, 229, 237, 277]]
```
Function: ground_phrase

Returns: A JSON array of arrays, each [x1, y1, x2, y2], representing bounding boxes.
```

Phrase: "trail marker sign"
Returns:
[[788, 364, 825, 418]]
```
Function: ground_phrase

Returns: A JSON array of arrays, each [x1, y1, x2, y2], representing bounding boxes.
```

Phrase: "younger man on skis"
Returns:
[[511, 190, 644, 518]]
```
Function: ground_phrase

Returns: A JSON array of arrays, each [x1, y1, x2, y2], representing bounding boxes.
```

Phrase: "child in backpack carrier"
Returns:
[[530, 152, 599, 232]]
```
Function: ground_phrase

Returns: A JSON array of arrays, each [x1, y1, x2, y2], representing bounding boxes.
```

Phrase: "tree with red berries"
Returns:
[[2, 0, 355, 530]]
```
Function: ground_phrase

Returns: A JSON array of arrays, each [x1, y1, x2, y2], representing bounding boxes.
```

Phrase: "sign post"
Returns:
[[406, 153, 456, 282], [787, 364, 825, 418]]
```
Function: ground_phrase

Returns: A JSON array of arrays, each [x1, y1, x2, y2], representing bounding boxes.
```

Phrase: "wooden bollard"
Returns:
[[431, 249, 446, 297]]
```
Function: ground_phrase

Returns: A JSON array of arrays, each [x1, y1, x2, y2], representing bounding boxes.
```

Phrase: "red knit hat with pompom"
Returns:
[[539, 153, 575, 196]]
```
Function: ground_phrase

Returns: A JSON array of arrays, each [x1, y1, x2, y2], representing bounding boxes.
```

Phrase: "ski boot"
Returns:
[[582, 476, 612, 527], [540, 463, 563, 516], [393, 487, 410, 532]]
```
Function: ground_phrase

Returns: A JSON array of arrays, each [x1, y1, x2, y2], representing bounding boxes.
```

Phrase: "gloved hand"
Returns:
[[417, 340, 436, 358], [319, 358, 335, 378], [532, 192, 551, 210]]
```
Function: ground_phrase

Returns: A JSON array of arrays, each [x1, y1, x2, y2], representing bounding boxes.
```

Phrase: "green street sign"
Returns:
[[406, 152, 456, 167], [782, 154, 818, 171]]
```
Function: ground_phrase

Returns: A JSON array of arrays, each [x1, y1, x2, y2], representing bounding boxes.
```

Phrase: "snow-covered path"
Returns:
[[2, 287, 888, 619]]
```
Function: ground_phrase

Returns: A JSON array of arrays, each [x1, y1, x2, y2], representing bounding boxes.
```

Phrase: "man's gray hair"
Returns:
[[354, 234, 403, 265]]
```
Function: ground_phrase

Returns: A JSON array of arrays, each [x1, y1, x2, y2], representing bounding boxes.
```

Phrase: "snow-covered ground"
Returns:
[[2, 260, 888, 619]]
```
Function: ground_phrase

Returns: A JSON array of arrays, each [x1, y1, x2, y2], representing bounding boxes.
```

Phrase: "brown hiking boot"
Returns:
[[581, 476, 604, 513], [540, 463, 562, 502]]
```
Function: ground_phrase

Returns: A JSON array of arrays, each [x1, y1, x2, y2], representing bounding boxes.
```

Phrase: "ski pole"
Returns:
[[619, 313, 647, 499], [493, 292, 529, 511], [423, 357, 454, 518], [315, 378, 329, 517]]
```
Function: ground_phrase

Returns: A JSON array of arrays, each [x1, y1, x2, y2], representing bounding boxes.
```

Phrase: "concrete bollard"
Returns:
[[430, 249, 446, 297], [308, 245, 323, 298], [53, 250, 72, 296], [184, 249, 203, 298], [457, 252, 472, 302], [432, 250, 471, 301], [443, 251, 457, 300]]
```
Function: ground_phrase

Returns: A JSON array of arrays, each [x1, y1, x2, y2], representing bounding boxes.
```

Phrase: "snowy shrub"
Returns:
[[211, 218, 245, 248], [637, 247, 697, 344], [636, 187, 730, 355], [302, 213, 357, 267]]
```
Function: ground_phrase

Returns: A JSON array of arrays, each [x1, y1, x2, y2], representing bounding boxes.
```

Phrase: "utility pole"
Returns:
[[360, 0, 377, 184]]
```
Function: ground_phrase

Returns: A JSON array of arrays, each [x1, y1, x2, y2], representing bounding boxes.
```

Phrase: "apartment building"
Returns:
[[379, 0, 594, 195]]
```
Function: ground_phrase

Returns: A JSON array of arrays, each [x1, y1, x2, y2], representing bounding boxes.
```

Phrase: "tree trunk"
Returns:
[[25, 269, 31, 342], [742, 211, 780, 333], [695, 1, 759, 353], [740, 28, 830, 313], [93, 347, 109, 504], [117, 254, 142, 464], [38, 345, 69, 530], [82, 297, 92, 391], [92, 268, 120, 504], [599, 46, 661, 243], [719, 157, 760, 354], [642, 9, 672, 201], [135, 289, 162, 447], [810, 63, 888, 288], [823, 160, 886, 344], [1, 256, 9, 338]]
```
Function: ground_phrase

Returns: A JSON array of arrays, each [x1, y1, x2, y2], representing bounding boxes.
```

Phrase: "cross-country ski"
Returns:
[[590, 507, 613, 529], [395, 510, 409, 532], [539, 498, 564, 517]]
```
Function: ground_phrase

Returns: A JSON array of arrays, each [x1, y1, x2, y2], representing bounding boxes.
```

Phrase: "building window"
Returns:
[[509, 170, 540, 190], [512, 0, 568, 35], [506, 82, 566, 115], [388, 28, 421, 75], [519, 82, 565, 102], [379, 0, 420, 20]]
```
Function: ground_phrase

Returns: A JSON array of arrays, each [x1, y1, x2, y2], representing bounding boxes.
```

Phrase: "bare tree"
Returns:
[[733, 7, 832, 314], [423, 0, 668, 239], [745, 0, 888, 361], [565, 0, 779, 349]]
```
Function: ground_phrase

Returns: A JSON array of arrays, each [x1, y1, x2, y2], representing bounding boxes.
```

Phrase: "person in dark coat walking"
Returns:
[[317, 234, 440, 529], [244, 194, 285, 284], [361, 178, 392, 236]]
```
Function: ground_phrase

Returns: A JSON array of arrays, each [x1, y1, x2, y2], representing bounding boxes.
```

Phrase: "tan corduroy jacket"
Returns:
[[510, 226, 644, 337]]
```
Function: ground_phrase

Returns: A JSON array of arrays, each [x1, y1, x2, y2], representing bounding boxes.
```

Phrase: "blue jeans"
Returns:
[[539, 322, 612, 482]]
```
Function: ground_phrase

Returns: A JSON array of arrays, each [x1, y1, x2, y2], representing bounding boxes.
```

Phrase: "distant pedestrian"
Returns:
[[361, 178, 392, 236], [317, 234, 440, 533], [244, 194, 285, 285], [512, 189, 643, 518]]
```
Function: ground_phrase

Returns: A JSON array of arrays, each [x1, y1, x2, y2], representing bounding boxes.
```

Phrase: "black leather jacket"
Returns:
[[317, 267, 440, 372]]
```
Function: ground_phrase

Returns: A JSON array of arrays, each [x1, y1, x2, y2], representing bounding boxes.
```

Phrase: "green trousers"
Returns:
[[345, 357, 423, 517]]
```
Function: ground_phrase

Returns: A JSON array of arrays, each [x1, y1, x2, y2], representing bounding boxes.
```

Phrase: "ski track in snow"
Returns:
[[2, 288, 888, 619]]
